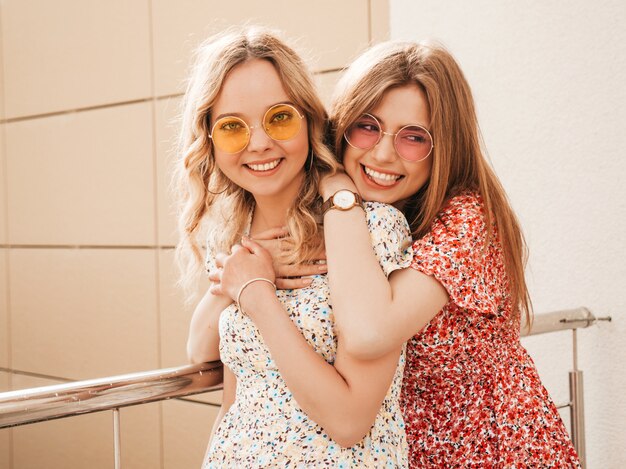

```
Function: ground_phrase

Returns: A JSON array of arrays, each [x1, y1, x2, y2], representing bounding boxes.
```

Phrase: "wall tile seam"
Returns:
[[0, 97, 165, 125], [0, 366, 74, 384], [367, 0, 373, 44], [0, 68, 344, 125]]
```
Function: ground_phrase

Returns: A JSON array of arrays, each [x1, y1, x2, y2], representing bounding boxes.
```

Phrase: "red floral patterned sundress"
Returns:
[[401, 192, 581, 468]]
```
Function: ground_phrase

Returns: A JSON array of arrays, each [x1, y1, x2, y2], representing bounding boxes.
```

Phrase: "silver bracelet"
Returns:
[[236, 277, 277, 314]]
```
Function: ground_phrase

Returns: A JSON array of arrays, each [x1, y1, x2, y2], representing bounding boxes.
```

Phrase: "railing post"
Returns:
[[569, 329, 586, 468], [113, 408, 121, 469]]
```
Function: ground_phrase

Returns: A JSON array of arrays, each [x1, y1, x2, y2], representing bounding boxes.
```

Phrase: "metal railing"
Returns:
[[0, 307, 612, 468], [521, 307, 611, 468], [0, 362, 223, 468]]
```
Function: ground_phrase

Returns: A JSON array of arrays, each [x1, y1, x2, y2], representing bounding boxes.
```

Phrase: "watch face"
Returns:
[[334, 190, 356, 209]]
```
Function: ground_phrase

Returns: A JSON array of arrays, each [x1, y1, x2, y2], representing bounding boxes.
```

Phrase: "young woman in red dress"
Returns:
[[316, 40, 582, 468]]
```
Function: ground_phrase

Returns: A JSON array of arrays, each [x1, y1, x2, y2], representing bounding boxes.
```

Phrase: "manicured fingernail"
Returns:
[[318, 265, 328, 272], [302, 278, 313, 285]]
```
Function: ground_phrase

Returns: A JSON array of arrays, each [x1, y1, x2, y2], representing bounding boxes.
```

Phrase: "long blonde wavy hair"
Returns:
[[175, 27, 338, 298], [330, 41, 532, 325]]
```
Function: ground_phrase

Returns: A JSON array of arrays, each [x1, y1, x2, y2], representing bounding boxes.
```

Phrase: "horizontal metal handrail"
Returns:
[[0, 361, 223, 428], [521, 307, 611, 337], [0, 307, 611, 431]]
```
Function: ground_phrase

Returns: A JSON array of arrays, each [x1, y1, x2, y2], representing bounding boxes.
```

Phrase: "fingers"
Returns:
[[208, 279, 223, 296], [208, 269, 224, 297], [279, 237, 295, 251], [275, 277, 314, 290], [214, 252, 227, 268], [215, 245, 251, 271], [209, 268, 224, 295], [311, 246, 327, 262], [275, 262, 327, 278], [252, 226, 290, 240], [254, 234, 293, 251], [207, 269, 221, 283], [254, 238, 283, 255], [231, 243, 248, 254], [241, 236, 270, 257]]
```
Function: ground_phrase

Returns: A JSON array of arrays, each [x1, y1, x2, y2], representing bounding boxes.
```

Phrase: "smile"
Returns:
[[246, 158, 282, 172], [362, 164, 403, 187]]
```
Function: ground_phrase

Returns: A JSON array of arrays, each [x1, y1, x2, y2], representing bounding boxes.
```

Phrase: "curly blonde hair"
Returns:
[[174, 26, 338, 298]]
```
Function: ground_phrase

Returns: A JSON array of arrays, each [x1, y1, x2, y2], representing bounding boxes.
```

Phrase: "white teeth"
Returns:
[[363, 166, 401, 185], [247, 159, 281, 171]]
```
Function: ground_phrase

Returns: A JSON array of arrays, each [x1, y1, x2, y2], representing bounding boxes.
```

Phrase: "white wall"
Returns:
[[389, 1, 625, 467]]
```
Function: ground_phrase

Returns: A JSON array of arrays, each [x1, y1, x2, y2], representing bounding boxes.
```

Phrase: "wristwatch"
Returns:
[[321, 189, 364, 215]]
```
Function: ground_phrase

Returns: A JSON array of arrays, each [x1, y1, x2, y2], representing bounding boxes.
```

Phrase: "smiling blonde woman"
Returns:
[[177, 27, 413, 468]]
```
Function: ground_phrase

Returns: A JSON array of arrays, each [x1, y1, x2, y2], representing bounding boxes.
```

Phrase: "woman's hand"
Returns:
[[209, 236, 276, 304], [319, 171, 358, 200], [253, 227, 327, 289]]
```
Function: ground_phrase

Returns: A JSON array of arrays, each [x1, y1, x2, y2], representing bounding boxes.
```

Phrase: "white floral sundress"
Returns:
[[203, 202, 413, 468]]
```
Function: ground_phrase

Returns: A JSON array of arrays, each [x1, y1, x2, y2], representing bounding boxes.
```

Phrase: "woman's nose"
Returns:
[[246, 125, 274, 152], [370, 133, 398, 164]]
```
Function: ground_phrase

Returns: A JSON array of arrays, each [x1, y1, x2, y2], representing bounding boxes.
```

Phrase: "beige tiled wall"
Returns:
[[0, 1, 389, 467], [0, 126, 6, 246], [5, 104, 156, 246], [9, 375, 161, 469], [9, 248, 159, 378], [0, 24, 4, 122], [370, 0, 391, 44], [155, 97, 183, 247], [159, 249, 207, 367], [151, 0, 372, 96], [1, 0, 152, 119], [162, 399, 221, 469], [0, 372, 9, 469], [0, 250, 8, 370], [314, 71, 344, 108]]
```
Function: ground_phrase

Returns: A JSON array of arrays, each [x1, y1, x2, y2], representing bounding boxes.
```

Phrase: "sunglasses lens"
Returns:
[[345, 115, 381, 149], [395, 125, 433, 162], [263, 104, 302, 141], [212, 117, 249, 153]]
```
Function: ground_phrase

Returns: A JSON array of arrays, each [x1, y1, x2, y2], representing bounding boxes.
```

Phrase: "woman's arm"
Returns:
[[187, 288, 233, 363], [320, 174, 449, 360], [212, 239, 402, 447]]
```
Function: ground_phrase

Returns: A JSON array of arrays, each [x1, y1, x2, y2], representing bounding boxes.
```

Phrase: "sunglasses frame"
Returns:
[[344, 113, 434, 163], [209, 103, 305, 154]]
